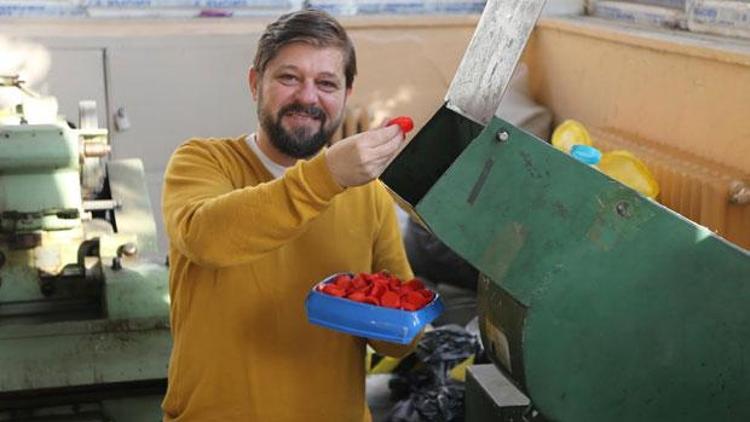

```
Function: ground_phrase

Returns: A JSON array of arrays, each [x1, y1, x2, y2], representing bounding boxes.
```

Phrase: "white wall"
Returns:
[[542, 0, 586, 16]]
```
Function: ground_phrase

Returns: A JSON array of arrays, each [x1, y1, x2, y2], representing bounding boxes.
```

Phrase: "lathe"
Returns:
[[0, 75, 170, 420]]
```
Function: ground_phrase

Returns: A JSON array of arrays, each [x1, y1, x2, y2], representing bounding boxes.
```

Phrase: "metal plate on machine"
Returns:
[[446, 0, 547, 125], [465, 364, 530, 422]]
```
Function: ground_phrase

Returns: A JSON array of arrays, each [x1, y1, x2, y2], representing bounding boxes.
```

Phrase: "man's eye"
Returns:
[[318, 81, 339, 91], [279, 74, 298, 83]]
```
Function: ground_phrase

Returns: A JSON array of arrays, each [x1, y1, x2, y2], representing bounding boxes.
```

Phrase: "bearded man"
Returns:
[[161, 9, 414, 421]]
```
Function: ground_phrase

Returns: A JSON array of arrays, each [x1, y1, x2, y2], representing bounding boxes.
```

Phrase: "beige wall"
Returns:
[[345, 17, 477, 130], [525, 16, 750, 176]]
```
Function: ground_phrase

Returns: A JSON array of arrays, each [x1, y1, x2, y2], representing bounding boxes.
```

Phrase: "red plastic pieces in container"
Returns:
[[318, 272, 434, 311]]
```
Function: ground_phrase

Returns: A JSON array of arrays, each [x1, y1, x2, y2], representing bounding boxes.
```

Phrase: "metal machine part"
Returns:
[[382, 0, 750, 421], [388, 76, 750, 422], [445, 0, 546, 126], [0, 76, 169, 420], [391, 115, 750, 422], [465, 364, 533, 421]]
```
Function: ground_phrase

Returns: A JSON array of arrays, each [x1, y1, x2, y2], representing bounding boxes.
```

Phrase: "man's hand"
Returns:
[[325, 124, 406, 188]]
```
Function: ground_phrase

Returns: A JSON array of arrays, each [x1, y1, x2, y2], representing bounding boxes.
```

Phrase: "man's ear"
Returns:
[[249, 66, 259, 101]]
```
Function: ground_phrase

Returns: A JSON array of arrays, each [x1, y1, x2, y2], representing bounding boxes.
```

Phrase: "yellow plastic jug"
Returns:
[[598, 150, 660, 199], [551, 119, 593, 153]]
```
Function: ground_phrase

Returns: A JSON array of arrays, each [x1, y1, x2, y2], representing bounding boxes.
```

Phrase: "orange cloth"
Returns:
[[161, 137, 414, 421]]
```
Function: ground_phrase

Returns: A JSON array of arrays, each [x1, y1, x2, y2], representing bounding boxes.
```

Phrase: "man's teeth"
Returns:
[[287, 111, 318, 119]]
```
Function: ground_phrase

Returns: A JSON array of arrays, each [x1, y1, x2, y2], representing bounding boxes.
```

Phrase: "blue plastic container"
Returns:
[[305, 273, 445, 344]]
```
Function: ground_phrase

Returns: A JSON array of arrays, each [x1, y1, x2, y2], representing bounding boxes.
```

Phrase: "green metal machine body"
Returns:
[[383, 106, 750, 421], [0, 77, 170, 420]]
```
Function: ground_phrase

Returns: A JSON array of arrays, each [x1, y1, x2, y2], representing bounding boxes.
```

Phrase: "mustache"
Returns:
[[278, 103, 326, 121]]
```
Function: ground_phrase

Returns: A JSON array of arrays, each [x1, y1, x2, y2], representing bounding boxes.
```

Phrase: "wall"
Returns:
[[543, 0, 586, 15], [525, 16, 750, 176]]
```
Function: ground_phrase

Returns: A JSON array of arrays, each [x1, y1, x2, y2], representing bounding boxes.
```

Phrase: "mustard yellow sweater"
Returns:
[[161, 137, 414, 421]]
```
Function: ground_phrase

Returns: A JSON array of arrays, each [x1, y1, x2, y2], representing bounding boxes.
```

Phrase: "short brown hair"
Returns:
[[254, 9, 357, 89]]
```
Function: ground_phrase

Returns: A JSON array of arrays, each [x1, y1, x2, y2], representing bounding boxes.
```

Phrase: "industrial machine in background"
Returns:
[[0, 75, 170, 420], [382, 0, 750, 421]]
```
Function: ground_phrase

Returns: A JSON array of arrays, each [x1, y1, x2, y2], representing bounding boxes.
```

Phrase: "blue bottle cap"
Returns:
[[570, 144, 602, 165]]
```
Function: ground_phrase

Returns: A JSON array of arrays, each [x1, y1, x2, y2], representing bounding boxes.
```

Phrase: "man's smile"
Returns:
[[284, 111, 321, 123]]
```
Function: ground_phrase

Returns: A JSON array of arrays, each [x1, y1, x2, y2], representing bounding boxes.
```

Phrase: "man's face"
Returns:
[[250, 42, 350, 159]]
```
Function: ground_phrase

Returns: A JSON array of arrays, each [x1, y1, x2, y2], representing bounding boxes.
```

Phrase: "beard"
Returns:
[[259, 98, 343, 160]]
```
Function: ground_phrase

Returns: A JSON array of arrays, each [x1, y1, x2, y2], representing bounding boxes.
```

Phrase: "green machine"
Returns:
[[382, 1, 750, 421], [0, 75, 170, 420]]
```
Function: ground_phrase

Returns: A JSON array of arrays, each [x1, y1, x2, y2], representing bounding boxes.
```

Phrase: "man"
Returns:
[[161, 9, 415, 421]]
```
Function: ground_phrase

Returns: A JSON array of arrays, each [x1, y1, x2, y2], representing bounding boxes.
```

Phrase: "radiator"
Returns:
[[590, 127, 750, 250]]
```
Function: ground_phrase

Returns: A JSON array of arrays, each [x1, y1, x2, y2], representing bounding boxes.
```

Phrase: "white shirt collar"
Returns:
[[245, 133, 288, 179]]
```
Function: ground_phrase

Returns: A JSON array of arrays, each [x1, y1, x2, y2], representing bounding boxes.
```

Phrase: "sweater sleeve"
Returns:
[[368, 181, 419, 357], [162, 140, 344, 268], [370, 182, 413, 281]]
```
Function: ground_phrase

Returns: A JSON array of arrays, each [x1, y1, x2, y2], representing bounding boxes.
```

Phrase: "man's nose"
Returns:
[[294, 80, 319, 105]]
